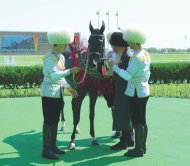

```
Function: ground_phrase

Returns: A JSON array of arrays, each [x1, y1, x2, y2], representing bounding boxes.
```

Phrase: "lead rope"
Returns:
[[72, 52, 89, 85]]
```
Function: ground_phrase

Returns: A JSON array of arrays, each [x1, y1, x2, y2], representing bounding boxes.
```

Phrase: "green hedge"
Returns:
[[1, 84, 190, 98], [150, 62, 190, 83], [0, 65, 43, 86], [0, 88, 70, 98], [1, 62, 190, 86]]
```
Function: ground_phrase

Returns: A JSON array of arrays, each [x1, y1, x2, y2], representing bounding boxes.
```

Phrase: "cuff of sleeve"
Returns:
[[113, 64, 132, 81], [112, 64, 120, 74], [62, 69, 71, 77], [64, 84, 70, 88]]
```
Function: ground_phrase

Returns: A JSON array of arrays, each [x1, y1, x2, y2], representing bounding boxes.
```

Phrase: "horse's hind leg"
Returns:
[[89, 92, 99, 145], [60, 101, 66, 131]]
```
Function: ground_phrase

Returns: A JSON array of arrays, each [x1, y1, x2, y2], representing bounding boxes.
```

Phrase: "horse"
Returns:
[[63, 21, 114, 150]]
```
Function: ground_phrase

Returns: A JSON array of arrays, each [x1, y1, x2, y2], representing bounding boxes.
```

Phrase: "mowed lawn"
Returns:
[[0, 55, 43, 66], [1, 54, 190, 66], [150, 54, 190, 63], [0, 96, 190, 166]]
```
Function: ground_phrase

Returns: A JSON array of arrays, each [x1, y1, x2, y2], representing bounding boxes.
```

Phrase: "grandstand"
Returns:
[[0, 31, 81, 55]]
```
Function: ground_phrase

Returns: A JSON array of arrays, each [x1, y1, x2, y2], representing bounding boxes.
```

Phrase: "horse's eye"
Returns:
[[99, 39, 103, 42]]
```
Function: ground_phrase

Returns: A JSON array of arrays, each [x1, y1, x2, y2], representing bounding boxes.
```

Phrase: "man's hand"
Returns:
[[108, 58, 115, 68], [105, 69, 113, 76], [70, 67, 81, 74], [68, 86, 78, 98]]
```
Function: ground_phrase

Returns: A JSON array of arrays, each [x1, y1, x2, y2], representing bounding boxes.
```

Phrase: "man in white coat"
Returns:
[[109, 25, 151, 157], [41, 27, 80, 160]]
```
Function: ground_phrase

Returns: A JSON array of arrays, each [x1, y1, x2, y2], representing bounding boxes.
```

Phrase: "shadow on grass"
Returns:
[[1, 130, 134, 166]]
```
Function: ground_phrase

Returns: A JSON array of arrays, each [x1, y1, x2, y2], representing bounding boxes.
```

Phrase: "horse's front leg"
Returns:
[[69, 122, 78, 150], [89, 92, 99, 145], [68, 87, 87, 150]]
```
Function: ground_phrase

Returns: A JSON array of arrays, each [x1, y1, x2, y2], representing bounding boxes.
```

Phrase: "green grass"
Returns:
[[0, 96, 190, 166], [1, 54, 190, 66], [150, 54, 190, 63], [0, 55, 43, 66]]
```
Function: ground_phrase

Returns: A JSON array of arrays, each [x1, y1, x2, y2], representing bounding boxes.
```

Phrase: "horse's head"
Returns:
[[87, 21, 106, 75]]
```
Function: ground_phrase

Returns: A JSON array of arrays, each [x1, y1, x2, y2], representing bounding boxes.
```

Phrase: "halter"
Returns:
[[73, 31, 105, 84], [88, 34, 105, 62]]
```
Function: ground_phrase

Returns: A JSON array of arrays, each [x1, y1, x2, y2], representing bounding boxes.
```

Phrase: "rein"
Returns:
[[72, 51, 89, 85]]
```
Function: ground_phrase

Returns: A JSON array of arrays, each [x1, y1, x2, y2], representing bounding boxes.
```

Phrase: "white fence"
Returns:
[[3, 56, 15, 66]]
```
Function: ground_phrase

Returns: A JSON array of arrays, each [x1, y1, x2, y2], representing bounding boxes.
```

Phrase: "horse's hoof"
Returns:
[[92, 139, 99, 146], [68, 142, 75, 150]]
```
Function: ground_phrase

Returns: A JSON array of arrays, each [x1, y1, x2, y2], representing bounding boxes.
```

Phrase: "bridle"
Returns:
[[73, 33, 105, 84], [88, 34, 104, 57]]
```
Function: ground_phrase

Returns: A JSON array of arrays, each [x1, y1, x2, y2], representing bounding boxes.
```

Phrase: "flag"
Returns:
[[33, 34, 38, 52], [96, 10, 100, 15], [105, 11, 109, 16], [116, 11, 118, 16]]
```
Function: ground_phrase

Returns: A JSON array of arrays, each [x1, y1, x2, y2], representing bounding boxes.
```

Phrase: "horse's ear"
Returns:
[[89, 21, 94, 33], [100, 21, 105, 34]]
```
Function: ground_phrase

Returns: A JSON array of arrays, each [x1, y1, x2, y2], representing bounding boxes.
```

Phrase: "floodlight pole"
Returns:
[[116, 11, 119, 29], [105, 10, 110, 50], [185, 35, 187, 54], [96, 10, 100, 28], [107, 11, 110, 31], [98, 14, 100, 28]]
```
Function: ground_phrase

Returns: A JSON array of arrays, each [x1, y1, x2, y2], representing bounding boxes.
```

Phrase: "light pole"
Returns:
[[96, 10, 100, 28], [105, 10, 110, 31], [116, 11, 119, 29], [105, 10, 110, 50], [185, 35, 187, 54]]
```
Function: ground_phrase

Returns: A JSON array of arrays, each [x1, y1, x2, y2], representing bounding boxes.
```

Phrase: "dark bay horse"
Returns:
[[64, 21, 114, 150]]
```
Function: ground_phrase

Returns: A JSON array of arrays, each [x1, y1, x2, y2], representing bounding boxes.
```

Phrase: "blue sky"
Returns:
[[0, 0, 190, 49]]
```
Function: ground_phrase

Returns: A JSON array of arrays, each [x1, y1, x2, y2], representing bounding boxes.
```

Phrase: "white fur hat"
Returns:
[[122, 25, 147, 44], [47, 27, 74, 45]]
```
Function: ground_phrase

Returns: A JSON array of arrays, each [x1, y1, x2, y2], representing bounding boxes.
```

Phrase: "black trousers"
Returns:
[[42, 97, 64, 126], [128, 94, 149, 125]]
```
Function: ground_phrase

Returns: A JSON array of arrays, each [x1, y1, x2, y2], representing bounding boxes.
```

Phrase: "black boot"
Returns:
[[42, 124, 59, 160], [124, 125, 144, 157], [110, 131, 128, 150], [111, 109, 122, 139], [51, 124, 66, 154], [111, 131, 122, 139], [126, 129, 134, 147], [143, 124, 148, 154], [110, 141, 127, 150]]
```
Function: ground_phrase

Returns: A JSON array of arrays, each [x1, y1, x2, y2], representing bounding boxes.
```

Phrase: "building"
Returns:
[[0, 31, 81, 55]]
